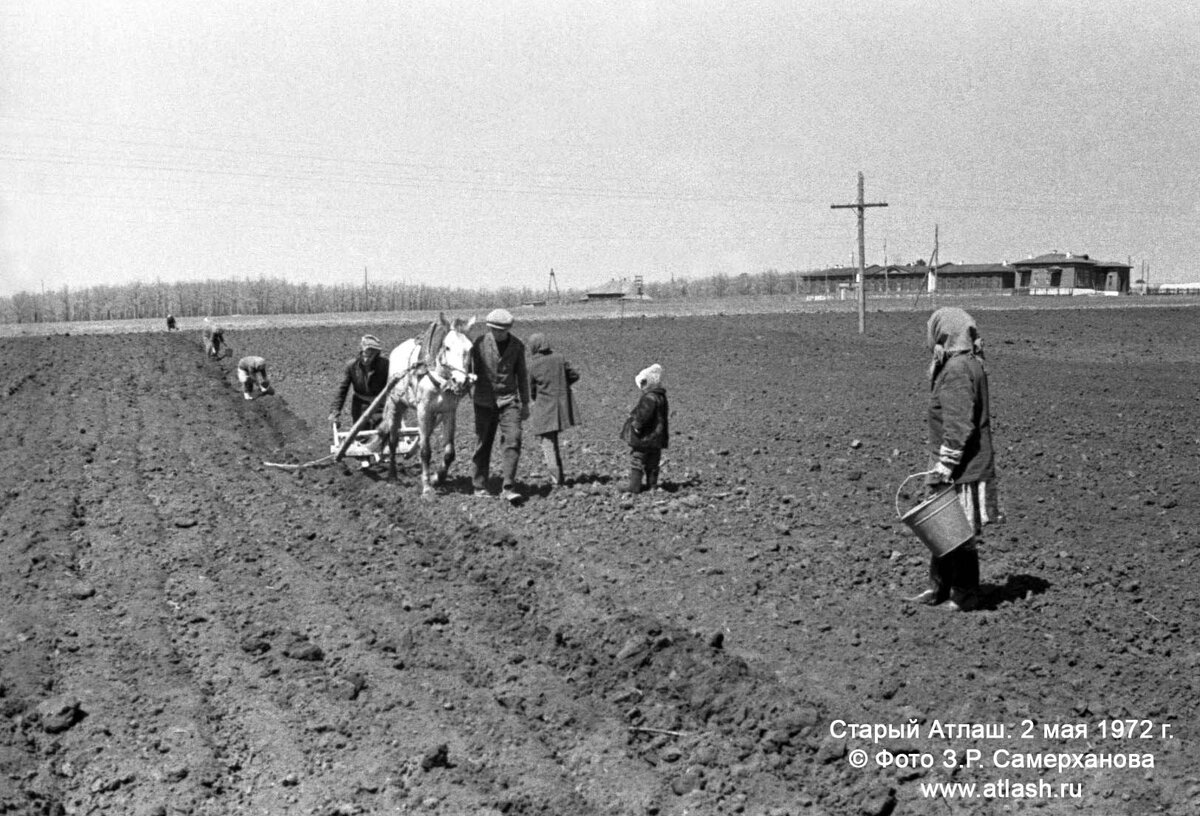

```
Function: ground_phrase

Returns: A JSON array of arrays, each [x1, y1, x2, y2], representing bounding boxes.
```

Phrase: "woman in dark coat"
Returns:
[[910, 307, 1002, 612], [526, 333, 579, 487]]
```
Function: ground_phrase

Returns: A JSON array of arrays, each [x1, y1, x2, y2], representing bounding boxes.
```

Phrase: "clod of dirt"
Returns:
[[160, 763, 189, 783], [282, 638, 324, 662], [857, 786, 897, 816], [420, 743, 450, 771], [330, 674, 367, 701], [616, 635, 649, 661], [239, 635, 271, 655], [67, 581, 96, 600], [35, 695, 85, 734]]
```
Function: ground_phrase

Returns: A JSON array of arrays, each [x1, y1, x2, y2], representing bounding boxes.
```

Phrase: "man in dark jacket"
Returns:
[[328, 334, 390, 430], [470, 309, 530, 502]]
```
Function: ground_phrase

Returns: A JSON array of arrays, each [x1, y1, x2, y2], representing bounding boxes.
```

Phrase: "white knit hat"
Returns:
[[635, 363, 663, 389]]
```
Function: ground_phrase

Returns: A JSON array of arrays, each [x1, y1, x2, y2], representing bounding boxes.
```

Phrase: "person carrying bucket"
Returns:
[[908, 307, 1002, 612]]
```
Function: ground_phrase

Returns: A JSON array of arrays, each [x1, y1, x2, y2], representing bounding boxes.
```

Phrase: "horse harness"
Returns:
[[400, 334, 470, 396]]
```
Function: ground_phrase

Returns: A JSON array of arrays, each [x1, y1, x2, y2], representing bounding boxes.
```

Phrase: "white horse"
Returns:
[[378, 314, 476, 493]]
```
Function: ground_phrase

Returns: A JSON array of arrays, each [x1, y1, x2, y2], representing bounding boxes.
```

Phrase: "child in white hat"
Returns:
[[621, 363, 669, 493]]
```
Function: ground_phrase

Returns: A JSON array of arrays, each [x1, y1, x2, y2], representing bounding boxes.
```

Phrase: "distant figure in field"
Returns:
[[328, 334, 390, 431], [236, 356, 274, 400], [526, 332, 580, 488], [166, 313, 177, 331], [202, 319, 225, 358], [909, 306, 1002, 613], [621, 363, 669, 494]]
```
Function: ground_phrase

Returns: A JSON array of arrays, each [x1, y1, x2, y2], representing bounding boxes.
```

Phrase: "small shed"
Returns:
[[1013, 252, 1131, 294], [585, 277, 650, 301]]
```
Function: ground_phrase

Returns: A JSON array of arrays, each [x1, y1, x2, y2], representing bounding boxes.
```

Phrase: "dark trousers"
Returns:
[[473, 402, 522, 489], [629, 447, 662, 492], [350, 398, 382, 430], [928, 539, 980, 599]]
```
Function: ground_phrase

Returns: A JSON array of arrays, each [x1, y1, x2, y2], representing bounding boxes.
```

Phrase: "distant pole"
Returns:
[[831, 172, 888, 333], [914, 223, 939, 308]]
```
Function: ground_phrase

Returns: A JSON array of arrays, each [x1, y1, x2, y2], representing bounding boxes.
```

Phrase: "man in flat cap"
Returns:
[[328, 334, 390, 431], [470, 308, 530, 502]]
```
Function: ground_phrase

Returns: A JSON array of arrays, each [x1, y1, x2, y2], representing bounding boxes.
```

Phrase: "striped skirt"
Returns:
[[954, 479, 1004, 534]]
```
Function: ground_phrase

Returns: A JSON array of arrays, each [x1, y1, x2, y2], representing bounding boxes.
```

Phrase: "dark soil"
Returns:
[[2, 306, 1197, 815]]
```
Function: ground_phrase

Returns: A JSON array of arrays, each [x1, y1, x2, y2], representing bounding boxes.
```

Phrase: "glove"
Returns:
[[931, 461, 954, 483], [327, 412, 340, 424]]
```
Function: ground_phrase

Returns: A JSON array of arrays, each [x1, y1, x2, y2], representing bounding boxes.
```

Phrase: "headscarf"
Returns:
[[360, 334, 382, 352], [528, 333, 550, 355], [635, 363, 663, 389], [926, 307, 983, 384]]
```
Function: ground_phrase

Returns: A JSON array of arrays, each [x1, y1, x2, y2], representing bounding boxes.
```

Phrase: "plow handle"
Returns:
[[334, 374, 401, 461]]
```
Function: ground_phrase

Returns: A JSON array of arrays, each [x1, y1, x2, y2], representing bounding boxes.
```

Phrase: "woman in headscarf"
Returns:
[[526, 332, 580, 487], [910, 307, 1002, 611]]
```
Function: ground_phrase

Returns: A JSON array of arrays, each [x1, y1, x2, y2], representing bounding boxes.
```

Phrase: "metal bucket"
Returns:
[[895, 472, 974, 558]]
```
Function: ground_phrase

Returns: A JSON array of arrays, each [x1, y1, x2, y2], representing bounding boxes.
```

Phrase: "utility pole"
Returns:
[[915, 224, 939, 307], [831, 172, 888, 333]]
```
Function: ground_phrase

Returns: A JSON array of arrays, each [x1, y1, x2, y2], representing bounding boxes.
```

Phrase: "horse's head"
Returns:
[[435, 314, 477, 395]]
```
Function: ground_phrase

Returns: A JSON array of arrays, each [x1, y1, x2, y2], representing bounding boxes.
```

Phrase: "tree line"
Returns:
[[0, 269, 816, 324]]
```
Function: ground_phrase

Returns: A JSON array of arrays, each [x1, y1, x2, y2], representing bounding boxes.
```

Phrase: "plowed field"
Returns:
[[2, 305, 1197, 815]]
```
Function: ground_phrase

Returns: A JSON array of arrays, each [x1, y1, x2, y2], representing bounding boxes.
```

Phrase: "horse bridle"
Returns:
[[424, 341, 473, 395]]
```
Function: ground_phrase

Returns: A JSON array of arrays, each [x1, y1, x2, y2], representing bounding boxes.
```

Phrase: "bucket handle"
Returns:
[[895, 471, 936, 519]]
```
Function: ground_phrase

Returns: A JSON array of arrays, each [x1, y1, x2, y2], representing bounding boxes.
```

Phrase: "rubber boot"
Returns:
[[645, 468, 659, 491], [628, 467, 644, 494], [959, 544, 980, 591]]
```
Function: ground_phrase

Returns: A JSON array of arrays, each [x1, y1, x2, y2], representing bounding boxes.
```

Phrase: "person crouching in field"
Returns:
[[527, 332, 580, 487], [166, 313, 177, 331], [203, 320, 226, 358], [328, 334, 390, 431], [622, 363, 668, 494], [237, 356, 274, 400], [910, 307, 1002, 612]]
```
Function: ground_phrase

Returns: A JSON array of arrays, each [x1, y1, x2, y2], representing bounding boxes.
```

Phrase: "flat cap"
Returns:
[[485, 308, 514, 329]]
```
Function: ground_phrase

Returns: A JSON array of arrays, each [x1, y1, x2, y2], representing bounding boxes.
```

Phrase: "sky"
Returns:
[[2, 0, 1199, 299]]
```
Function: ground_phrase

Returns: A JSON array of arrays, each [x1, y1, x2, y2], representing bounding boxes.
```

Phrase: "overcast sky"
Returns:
[[2, 0, 1198, 298]]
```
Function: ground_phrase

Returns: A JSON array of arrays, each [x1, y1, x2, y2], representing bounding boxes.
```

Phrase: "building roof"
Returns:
[[934, 263, 1014, 275], [818, 262, 1014, 277], [1017, 252, 1097, 267], [586, 279, 632, 296], [1015, 252, 1131, 270]]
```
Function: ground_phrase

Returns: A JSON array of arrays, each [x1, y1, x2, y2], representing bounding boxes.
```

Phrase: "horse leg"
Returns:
[[437, 408, 457, 485], [387, 419, 399, 481], [380, 393, 399, 480], [418, 406, 435, 494]]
